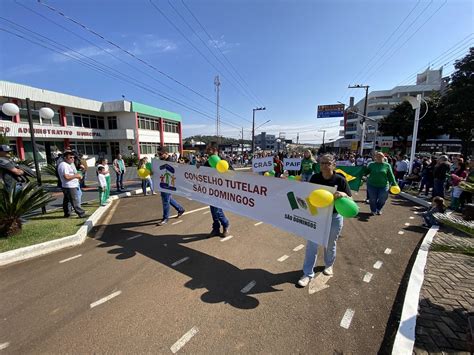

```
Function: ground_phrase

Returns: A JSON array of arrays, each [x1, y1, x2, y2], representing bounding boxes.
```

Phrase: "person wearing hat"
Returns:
[[0, 144, 24, 191]]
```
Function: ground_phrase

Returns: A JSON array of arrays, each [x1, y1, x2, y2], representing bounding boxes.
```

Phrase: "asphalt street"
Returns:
[[0, 189, 427, 354]]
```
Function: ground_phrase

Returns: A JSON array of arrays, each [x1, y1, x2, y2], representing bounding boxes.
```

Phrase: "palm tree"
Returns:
[[0, 182, 54, 237]]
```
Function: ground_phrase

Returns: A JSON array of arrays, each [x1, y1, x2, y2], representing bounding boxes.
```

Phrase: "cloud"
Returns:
[[149, 39, 177, 53], [51, 46, 113, 63], [2, 64, 45, 77], [208, 36, 240, 54]]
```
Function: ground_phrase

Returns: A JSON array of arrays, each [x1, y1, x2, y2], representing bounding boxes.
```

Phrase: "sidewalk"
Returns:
[[414, 227, 474, 354]]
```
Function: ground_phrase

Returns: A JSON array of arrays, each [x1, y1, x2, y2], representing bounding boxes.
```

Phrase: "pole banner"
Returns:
[[152, 159, 335, 245], [283, 158, 302, 171], [251, 156, 274, 172]]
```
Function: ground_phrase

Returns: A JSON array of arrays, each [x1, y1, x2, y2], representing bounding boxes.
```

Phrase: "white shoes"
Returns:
[[298, 276, 311, 287], [323, 266, 333, 276]]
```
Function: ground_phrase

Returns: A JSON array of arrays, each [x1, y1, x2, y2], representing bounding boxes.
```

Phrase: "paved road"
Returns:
[[0, 190, 426, 353]]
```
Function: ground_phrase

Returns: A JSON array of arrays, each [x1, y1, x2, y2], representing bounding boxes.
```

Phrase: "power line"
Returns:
[[35, 0, 251, 124]]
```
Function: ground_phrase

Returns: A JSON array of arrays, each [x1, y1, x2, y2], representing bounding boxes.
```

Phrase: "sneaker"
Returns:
[[221, 228, 230, 238], [298, 275, 311, 287], [177, 210, 185, 218], [208, 229, 220, 238], [323, 266, 333, 276], [365, 200, 370, 204], [371, 212, 377, 216], [376, 211, 382, 215], [152, 192, 157, 195], [157, 219, 169, 226]]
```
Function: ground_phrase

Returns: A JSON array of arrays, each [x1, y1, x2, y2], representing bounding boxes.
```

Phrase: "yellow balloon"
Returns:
[[295, 175, 302, 181], [390, 185, 401, 194], [137, 168, 149, 179], [308, 189, 334, 208], [264, 172, 270, 176], [216, 160, 229, 173]]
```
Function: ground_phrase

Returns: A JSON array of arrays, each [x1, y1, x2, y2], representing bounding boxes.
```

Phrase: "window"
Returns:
[[108, 116, 118, 129], [139, 142, 162, 155], [70, 141, 108, 156], [163, 121, 179, 133], [98, 117, 105, 129], [71, 112, 106, 129], [110, 142, 120, 156], [138, 115, 161, 131], [164, 143, 179, 153]]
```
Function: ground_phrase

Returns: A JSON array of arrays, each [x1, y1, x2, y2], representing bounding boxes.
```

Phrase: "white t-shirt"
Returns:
[[97, 174, 107, 189], [395, 160, 409, 172], [58, 161, 79, 188]]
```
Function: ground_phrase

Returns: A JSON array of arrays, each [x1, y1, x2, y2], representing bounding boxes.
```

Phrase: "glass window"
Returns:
[[74, 114, 82, 127], [108, 116, 118, 129], [82, 115, 91, 128], [98, 117, 105, 129], [90, 116, 98, 129], [0, 111, 12, 121], [66, 113, 74, 126]]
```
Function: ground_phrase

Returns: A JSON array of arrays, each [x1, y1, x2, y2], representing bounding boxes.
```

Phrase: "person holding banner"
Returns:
[[365, 151, 398, 216], [205, 146, 231, 237], [299, 149, 316, 182], [298, 154, 352, 287]]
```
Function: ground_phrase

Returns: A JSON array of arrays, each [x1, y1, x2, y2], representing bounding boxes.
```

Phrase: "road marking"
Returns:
[[127, 234, 142, 241], [172, 220, 183, 225], [202, 211, 210, 215], [373, 261, 383, 269], [277, 255, 289, 262], [340, 309, 355, 329], [170, 326, 199, 354], [171, 257, 190, 267], [241, 280, 256, 293], [384, 248, 392, 255], [409, 216, 415, 220], [59, 254, 82, 263], [94, 201, 119, 239], [0, 342, 10, 350], [254, 221, 263, 226], [309, 273, 331, 294], [398, 231, 405, 235], [90, 290, 121, 309], [363, 272, 373, 283], [293, 244, 304, 251], [220, 235, 234, 242], [176, 206, 209, 217], [413, 211, 419, 215], [404, 222, 410, 226]]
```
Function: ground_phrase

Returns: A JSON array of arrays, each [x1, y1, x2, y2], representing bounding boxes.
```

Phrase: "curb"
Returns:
[[0, 188, 144, 267], [391, 225, 439, 354], [399, 191, 430, 208]]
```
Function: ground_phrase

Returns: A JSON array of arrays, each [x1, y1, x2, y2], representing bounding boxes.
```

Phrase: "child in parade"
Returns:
[[422, 197, 445, 228], [97, 165, 108, 206]]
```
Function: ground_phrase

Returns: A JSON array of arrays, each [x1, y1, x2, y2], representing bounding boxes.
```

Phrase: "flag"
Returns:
[[313, 165, 365, 191]]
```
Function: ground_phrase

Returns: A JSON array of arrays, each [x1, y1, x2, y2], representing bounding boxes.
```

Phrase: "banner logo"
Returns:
[[159, 163, 177, 191]]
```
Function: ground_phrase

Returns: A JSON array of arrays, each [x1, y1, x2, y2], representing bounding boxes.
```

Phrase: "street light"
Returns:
[[251, 107, 266, 153], [276, 138, 281, 154], [348, 84, 370, 155], [405, 94, 428, 175]]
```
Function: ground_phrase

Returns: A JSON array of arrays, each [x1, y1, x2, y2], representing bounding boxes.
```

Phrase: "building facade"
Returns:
[[340, 68, 449, 153], [0, 81, 182, 164]]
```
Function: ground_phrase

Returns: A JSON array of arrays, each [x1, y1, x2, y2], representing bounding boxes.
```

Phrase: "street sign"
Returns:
[[317, 104, 345, 118]]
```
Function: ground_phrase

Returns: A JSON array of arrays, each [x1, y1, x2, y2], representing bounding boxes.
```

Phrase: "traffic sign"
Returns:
[[317, 104, 345, 118]]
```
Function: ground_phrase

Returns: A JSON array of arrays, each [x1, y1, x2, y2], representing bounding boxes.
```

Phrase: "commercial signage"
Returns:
[[251, 156, 274, 173], [283, 158, 302, 171], [152, 160, 335, 244], [317, 104, 345, 118]]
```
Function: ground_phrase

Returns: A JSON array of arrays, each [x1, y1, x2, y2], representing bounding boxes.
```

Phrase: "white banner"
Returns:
[[283, 158, 302, 171], [252, 157, 274, 173], [152, 159, 335, 245]]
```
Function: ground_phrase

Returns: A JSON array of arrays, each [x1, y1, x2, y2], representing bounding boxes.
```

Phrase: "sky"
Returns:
[[0, 0, 473, 144]]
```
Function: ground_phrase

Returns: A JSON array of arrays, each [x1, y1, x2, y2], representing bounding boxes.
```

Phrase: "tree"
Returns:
[[439, 47, 474, 156]]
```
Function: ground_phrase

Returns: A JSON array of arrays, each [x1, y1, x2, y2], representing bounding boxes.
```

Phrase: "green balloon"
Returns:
[[208, 154, 221, 168], [269, 170, 276, 176], [334, 197, 359, 218], [146, 162, 152, 172], [288, 175, 296, 180]]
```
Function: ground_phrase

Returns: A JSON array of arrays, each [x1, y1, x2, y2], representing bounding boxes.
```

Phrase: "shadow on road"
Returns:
[[93, 222, 301, 310]]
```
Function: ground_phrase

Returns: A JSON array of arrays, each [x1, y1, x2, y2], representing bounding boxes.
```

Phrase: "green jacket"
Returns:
[[365, 162, 397, 188], [300, 158, 315, 174]]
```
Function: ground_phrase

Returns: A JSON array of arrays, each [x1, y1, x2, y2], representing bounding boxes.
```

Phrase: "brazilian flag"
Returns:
[[313, 164, 365, 191]]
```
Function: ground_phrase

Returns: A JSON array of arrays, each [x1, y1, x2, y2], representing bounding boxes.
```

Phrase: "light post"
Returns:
[[276, 138, 281, 154], [348, 84, 369, 155], [405, 94, 428, 175], [251, 107, 266, 153], [318, 129, 327, 151]]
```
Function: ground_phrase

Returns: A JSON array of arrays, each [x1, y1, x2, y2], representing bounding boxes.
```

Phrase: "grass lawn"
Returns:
[[0, 202, 101, 253]]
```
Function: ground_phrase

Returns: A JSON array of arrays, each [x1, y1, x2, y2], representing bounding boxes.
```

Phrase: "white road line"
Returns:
[[340, 309, 355, 329], [172, 220, 183, 225], [373, 261, 383, 269], [398, 231, 405, 235], [220, 235, 234, 242], [178, 206, 209, 217], [90, 290, 122, 309], [241, 280, 256, 293], [94, 201, 119, 239], [308, 274, 331, 294], [413, 211, 419, 215], [202, 211, 210, 215], [409, 216, 415, 220], [127, 234, 142, 241], [384, 248, 392, 255], [0, 342, 10, 350], [170, 326, 199, 354], [59, 254, 82, 263], [404, 222, 410, 226], [363, 272, 373, 283], [171, 257, 190, 267], [293, 244, 304, 251], [277, 255, 289, 262], [254, 222, 263, 226]]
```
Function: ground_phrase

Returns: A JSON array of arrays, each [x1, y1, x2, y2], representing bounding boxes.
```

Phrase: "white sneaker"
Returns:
[[323, 266, 333, 276], [298, 275, 311, 287]]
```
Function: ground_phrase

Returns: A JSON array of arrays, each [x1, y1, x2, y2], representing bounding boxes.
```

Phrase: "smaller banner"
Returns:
[[283, 158, 302, 171], [317, 104, 345, 118], [314, 164, 365, 191], [252, 157, 274, 173]]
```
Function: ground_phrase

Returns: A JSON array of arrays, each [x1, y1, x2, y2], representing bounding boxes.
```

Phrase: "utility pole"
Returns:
[[214, 75, 221, 145], [296, 132, 299, 145], [251, 107, 266, 153], [318, 129, 327, 150], [348, 84, 369, 156], [241, 127, 244, 156]]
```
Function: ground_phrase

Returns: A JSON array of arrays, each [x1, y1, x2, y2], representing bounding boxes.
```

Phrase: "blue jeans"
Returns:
[[303, 213, 343, 277], [161, 192, 184, 219], [432, 179, 445, 198], [301, 173, 313, 182], [141, 177, 154, 195], [116, 171, 124, 190], [367, 184, 389, 213], [210, 206, 229, 231]]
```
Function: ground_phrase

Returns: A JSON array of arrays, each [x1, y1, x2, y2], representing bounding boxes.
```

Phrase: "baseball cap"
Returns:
[[0, 145, 13, 152]]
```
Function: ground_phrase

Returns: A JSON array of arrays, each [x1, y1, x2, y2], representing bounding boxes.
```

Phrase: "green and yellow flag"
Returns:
[[313, 164, 365, 191]]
